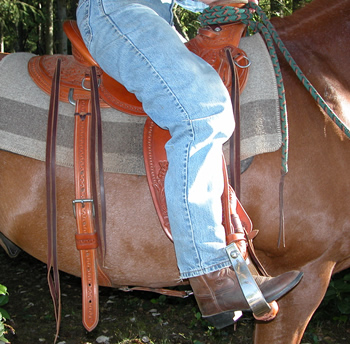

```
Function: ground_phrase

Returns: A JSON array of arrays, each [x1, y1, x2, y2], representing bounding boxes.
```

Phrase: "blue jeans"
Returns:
[[77, 0, 234, 278]]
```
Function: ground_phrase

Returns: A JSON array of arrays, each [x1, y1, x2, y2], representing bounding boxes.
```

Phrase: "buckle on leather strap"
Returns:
[[72, 199, 95, 218]]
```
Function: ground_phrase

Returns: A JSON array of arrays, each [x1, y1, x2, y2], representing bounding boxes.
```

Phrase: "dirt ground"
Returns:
[[0, 248, 349, 344]]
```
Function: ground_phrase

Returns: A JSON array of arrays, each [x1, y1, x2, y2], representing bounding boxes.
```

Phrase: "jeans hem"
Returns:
[[180, 260, 231, 279]]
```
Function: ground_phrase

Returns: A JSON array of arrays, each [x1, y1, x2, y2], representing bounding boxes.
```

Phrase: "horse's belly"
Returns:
[[0, 151, 181, 288]]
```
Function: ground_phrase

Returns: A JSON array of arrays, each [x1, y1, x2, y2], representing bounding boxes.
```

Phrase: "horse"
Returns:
[[0, 0, 349, 343]]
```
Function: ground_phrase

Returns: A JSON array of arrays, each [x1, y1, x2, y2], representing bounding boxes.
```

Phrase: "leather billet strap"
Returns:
[[119, 286, 193, 298], [89, 66, 107, 264], [46, 58, 62, 344], [226, 50, 242, 199], [73, 98, 100, 331], [73, 66, 111, 332]]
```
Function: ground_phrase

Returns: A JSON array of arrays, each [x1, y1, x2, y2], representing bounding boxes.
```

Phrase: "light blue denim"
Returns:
[[77, 0, 234, 279]]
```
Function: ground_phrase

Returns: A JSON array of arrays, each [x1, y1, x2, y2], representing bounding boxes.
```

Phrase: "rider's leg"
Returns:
[[77, 0, 233, 277], [77, 0, 302, 326]]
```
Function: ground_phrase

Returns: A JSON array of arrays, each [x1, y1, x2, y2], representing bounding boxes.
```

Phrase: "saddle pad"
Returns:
[[0, 53, 146, 175], [0, 34, 281, 175]]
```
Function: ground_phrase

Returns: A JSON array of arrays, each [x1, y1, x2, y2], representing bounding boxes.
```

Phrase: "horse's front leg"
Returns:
[[253, 259, 335, 344]]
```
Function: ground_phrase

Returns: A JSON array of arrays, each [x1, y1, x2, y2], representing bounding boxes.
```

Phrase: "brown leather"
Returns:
[[63, 20, 99, 67], [143, 118, 171, 240], [120, 286, 192, 298], [89, 64, 108, 265], [72, 96, 112, 331], [75, 232, 99, 250], [28, 54, 116, 108], [27, 21, 145, 115], [185, 22, 249, 94], [223, 157, 248, 259], [226, 51, 242, 198], [221, 156, 270, 276], [189, 268, 303, 318], [73, 98, 100, 331], [221, 154, 252, 232], [46, 58, 62, 344], [45, 61, 192, 335]]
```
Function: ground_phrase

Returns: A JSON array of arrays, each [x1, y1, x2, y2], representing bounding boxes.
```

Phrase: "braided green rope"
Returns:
[[247, 3, 350, 139], [199, 3, 350, 175], [198, 5, 253, 26]]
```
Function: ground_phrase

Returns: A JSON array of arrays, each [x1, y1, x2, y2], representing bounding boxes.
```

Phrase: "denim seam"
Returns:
[[77, 0, 93, 47], [183, 132, 203, 271]]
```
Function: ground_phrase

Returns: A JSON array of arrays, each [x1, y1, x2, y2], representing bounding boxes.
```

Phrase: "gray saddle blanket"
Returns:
[[0, 34, 281, 175]]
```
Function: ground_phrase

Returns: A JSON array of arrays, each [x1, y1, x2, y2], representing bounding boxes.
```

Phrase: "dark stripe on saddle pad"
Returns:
[[0, 34, 281, 175]]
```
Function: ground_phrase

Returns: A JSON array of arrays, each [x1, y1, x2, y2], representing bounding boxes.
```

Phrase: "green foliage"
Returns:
[[0, 0, 21, 25], [0, 284, 10, 343], [150, 294, 167, 305], [0, 0, 316, 53], [258, 0, 313, 18], [173, 3, 200, 41], [319, 270, 350, 322], [0, 0, 44, 53], [0, 1, 42, 33]]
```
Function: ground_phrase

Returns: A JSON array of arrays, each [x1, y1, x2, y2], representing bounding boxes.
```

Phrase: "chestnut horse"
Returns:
[[0, 0, 349, 343]]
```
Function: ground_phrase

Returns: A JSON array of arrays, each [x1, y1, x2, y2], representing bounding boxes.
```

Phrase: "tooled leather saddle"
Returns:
[[28, 14, 263, 338]]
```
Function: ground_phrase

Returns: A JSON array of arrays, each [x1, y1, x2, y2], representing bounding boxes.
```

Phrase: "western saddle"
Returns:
[[28, 10, 268, 340]]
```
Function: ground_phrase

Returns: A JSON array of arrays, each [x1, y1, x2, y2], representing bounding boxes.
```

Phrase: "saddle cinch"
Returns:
[[28, 15, 267, 337]]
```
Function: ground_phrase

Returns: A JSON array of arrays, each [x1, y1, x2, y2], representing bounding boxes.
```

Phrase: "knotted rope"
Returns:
[[199, 3, 350, 246]]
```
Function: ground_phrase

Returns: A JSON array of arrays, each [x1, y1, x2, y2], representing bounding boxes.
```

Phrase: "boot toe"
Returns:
[[258, 270, 303, 303]]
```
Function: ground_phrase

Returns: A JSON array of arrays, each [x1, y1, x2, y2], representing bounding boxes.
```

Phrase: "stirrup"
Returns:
[[225, 242, 271, 318]]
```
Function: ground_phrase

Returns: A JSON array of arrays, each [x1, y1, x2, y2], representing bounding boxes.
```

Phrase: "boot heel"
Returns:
[[204, 310, 242, 329]]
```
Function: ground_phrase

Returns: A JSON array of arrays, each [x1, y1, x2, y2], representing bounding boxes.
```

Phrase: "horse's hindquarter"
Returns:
[[0, 150, 181, 288], [242, 62, 350, 272], [239, 0, 350, 270]]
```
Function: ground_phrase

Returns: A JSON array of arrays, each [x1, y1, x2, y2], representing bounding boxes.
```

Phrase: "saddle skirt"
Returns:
[[28, 54, 146, 115]]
